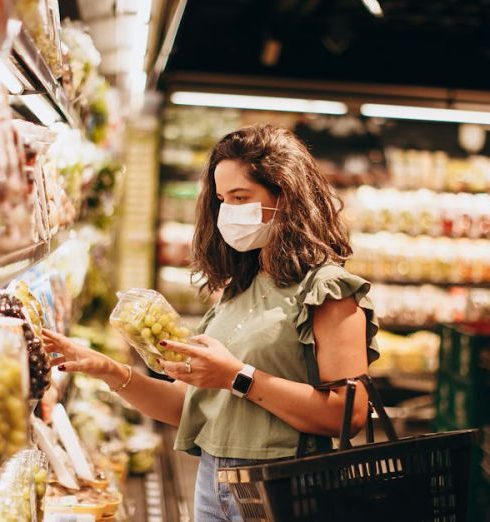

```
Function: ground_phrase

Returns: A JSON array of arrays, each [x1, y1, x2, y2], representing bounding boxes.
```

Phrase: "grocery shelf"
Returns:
[[0, 240, 49, 287], [367, 277, 490, 289], [10, 24, 80, 128], [0, 226, 82, 288]]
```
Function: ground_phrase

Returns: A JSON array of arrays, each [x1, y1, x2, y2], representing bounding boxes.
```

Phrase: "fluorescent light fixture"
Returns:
[[170, 91, 348, 115], [22, 95, 61, 126], [0, 58, 23, 94], [361, 0, 383, 17], [361, 103, 490, 125]]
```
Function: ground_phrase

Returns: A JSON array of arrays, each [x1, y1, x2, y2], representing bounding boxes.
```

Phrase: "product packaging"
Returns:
[[0, 316, 29, 461], [110, 288, 192, 374]]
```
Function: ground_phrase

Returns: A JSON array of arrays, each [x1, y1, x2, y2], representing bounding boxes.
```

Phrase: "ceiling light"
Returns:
[[361, 103, 490, 125], [0, 58, 23, 94], [170, 92, 348, 115], [21, 95, 61, 126], [361, 0, 383, 17]]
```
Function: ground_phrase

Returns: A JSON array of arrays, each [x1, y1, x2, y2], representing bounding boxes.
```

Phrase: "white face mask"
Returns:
[[217, 201, 279, 252]]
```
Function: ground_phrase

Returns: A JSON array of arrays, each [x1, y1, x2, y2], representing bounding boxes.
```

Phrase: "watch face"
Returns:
[[233, 373, 252, 394]]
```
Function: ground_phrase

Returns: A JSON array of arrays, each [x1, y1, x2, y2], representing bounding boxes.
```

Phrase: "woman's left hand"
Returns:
[[158, 335, 244, 389]]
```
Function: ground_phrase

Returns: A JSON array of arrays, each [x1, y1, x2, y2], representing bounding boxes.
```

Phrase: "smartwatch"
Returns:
[[231, 364, 256, 398]]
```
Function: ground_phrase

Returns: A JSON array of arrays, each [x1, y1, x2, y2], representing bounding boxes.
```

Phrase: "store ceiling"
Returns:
[[160, 0, 490, 91]]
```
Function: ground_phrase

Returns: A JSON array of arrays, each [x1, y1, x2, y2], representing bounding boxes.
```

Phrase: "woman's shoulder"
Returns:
[[294, 262, 380, 364], [297, 263, 370, 300]]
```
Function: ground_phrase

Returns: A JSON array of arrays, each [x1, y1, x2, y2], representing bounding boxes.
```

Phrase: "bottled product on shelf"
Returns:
[[370, 284, 490, 327], [0, 316, 29, 461], [386, 148, 490, 193], [344, 186, 490, 239], [347, 232, 490, 284]]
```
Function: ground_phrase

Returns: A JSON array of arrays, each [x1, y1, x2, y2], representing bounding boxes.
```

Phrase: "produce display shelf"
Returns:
[[10, 23, 80, 128], [366, 278, 490, 289], [0, 226, 79, 288], [0, 240, 49, 287]]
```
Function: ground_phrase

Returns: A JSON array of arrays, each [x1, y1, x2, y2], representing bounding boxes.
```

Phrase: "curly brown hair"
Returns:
[[192, 124, 352, 297]]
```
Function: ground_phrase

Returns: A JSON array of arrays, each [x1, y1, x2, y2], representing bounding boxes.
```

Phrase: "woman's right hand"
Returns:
[[42, 328, 127, 388]]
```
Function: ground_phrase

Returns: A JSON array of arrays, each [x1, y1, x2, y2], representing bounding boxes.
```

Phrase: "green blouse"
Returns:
[[173, 264, 379, 460]]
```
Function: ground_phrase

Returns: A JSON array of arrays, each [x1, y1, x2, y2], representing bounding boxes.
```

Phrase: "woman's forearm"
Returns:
[[245, 370, 367, 437], [104, 364, 186, 427]]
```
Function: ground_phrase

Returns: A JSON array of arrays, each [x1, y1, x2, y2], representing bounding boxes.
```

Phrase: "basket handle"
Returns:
[[315, 374, 398, 450]]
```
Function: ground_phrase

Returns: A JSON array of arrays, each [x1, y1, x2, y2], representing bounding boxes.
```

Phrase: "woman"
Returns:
[[44, 124, 379, 522]]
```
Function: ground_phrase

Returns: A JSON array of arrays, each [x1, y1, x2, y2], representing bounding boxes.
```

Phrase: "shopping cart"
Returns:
[[218, 374, 478, 522]]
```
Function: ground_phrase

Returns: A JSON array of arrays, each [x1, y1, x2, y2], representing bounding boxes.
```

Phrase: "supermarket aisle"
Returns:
[[158, 423, 199, 521]]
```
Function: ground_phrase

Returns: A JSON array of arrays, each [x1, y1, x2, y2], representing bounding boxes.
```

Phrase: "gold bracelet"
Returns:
[[110, 364, 132, 393]]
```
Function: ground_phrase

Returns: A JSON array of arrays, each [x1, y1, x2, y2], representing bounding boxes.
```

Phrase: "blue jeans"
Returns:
[[194, 450, 259, 522]]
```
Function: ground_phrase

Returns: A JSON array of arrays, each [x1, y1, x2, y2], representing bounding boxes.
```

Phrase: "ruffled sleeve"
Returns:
[[294, 264, 380, 365]]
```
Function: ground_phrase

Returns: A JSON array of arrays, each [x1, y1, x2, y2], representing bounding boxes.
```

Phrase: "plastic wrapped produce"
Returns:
[[14, 0, 63, 78], [0, 447, 48, 522], [61, 20, 101, 100], [0, 100, 37, 254], [0, 293, 51, 399], [110, 288, 192, 374], [0, 316, 29, 461]]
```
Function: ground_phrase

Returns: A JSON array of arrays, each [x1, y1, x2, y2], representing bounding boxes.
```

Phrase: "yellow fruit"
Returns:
[[144, 315, 156, 327], [141, 328, 152, 340], [151, 323, 162, 335]]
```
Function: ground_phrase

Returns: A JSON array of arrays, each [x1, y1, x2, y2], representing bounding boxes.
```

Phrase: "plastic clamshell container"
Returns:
[[109, 288, 191, 374]]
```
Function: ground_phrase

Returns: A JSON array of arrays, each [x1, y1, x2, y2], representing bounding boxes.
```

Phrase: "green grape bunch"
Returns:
[[110, 289, 191, 373]]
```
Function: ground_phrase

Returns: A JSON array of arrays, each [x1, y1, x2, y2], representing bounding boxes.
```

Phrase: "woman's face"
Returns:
[[214, 160, 278, 223]]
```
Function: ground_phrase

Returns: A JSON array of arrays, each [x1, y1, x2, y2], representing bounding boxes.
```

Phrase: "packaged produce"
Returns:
[[127, 429, 161, 475], [0, 293, 51, 399], [0, 447, 48, 522], [29, 277, 57, 331], [0, 316, 29, 461], [14, 0, 63, 77], [0, 106, 38, 254], [110, 288, 192, 374], [6, 279, 44, 336], [61, 20, 101, 100]]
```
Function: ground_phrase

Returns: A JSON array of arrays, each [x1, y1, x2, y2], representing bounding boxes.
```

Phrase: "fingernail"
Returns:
[[159, 341, 167, 346], [58, 364, 66, 372]]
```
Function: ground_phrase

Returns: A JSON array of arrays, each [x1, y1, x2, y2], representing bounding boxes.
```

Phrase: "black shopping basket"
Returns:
[[218, 374, 479, 522]]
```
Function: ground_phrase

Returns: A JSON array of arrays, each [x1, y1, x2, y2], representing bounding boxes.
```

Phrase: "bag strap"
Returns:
[[316, 374, 398, 450]]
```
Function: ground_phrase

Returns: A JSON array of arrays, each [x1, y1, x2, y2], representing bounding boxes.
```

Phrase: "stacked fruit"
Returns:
[[110, 289, 191, 374], [0, 448, 48, 521], [0, 316, 28, 460], [0, 294, 51, 399], [0, 351, 27, 458]]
